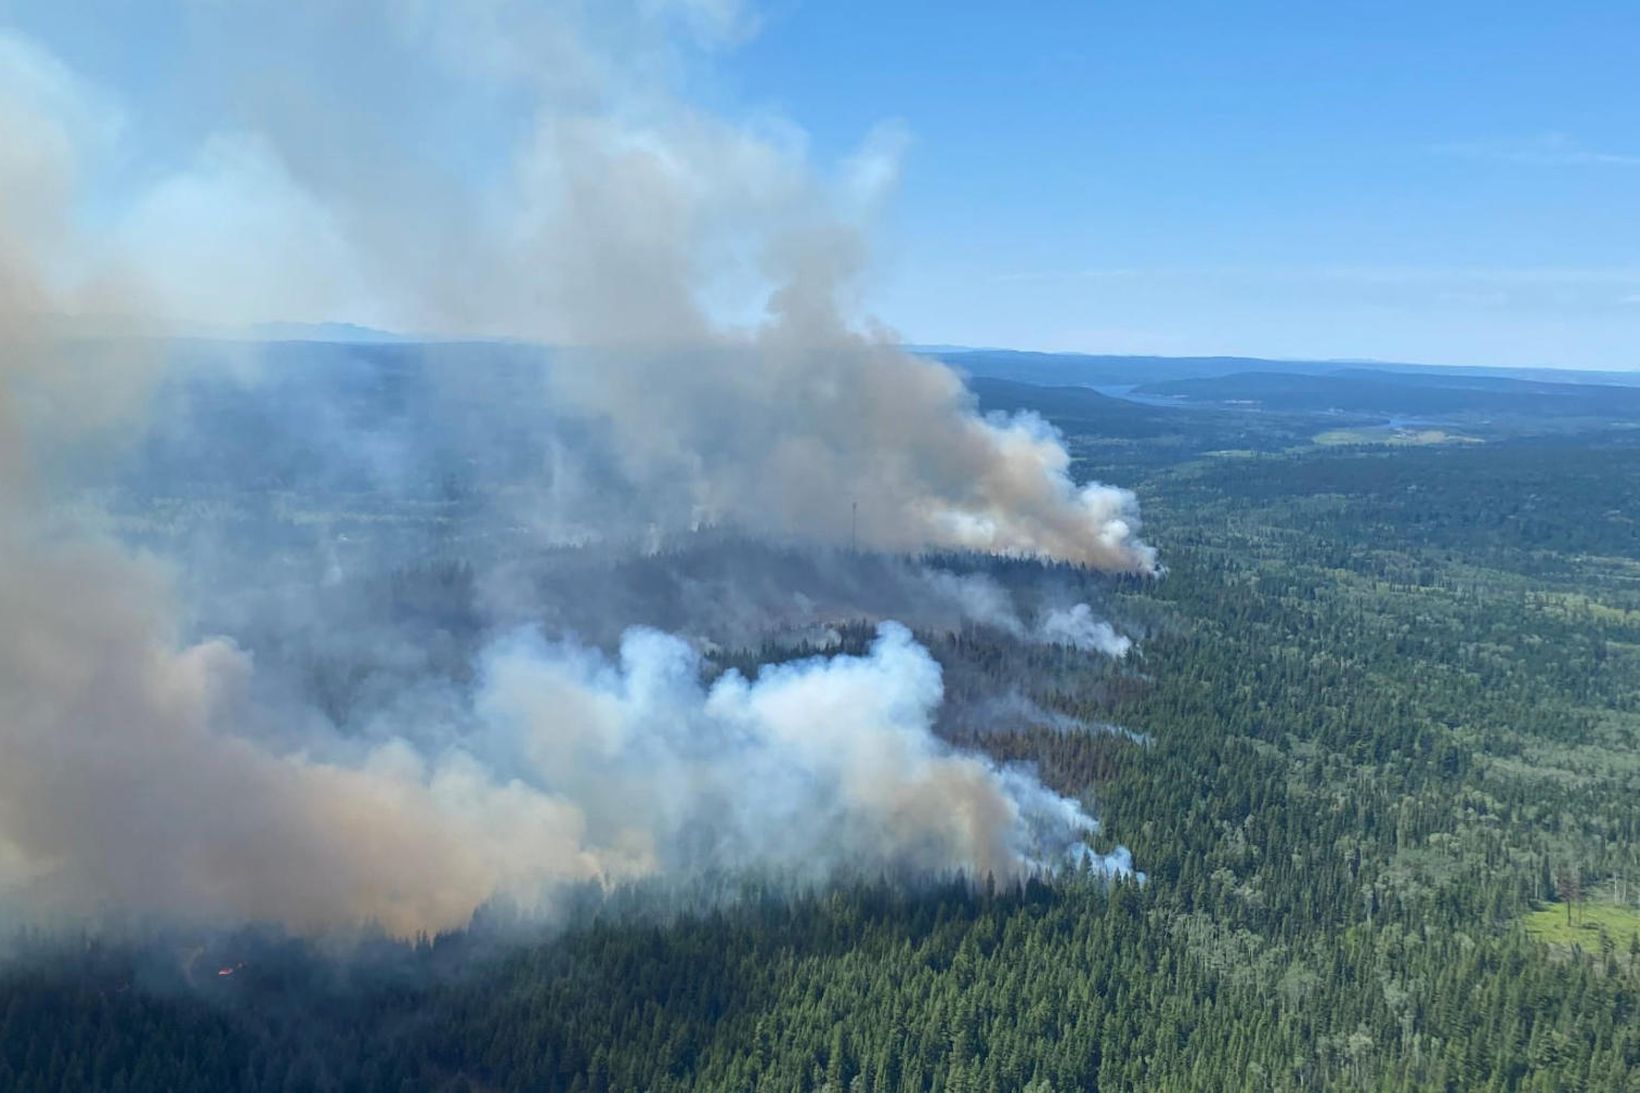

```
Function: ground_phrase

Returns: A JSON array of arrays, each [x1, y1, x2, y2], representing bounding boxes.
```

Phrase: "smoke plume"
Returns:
[[90, 0, 1159, 570], [0, 2, 1152, 936]]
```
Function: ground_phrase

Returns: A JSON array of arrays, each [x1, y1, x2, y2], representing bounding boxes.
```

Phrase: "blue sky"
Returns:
[[717, 1, 1640, 368], [6, 1, 1638, 369]]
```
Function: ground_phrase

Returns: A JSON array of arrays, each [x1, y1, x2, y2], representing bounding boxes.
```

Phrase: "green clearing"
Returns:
[[1523, 901, 1640, 950], [1313, 425, 1481, 446]]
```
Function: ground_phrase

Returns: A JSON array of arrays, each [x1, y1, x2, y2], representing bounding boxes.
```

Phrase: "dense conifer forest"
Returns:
[[5, 394, 1639, 1092]]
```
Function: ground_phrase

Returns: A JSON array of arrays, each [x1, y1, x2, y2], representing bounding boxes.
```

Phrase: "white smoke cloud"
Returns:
[[477, 622, 1120, 884], [950, 691, 1152, 745], [921, 571, 1132, 656], [1037, 602, 1133, 657], [0, 602, 1123, 935], [119, 133, 374, 329]]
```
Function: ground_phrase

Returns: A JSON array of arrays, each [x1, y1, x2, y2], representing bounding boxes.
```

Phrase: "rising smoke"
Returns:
[[0, 2, 1154, 936]]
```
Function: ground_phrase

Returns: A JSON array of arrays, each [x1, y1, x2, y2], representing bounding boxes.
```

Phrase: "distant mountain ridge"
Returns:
[[1132, 369, 1640, 420], [911, 346, 1640, 390], [162, 331, 1640, 388], [244, 321, 416, 344]]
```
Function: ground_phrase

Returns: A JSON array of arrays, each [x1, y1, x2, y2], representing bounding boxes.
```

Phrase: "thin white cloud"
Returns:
[[1434, 133, 1640, 167], [989, 263, 1640, 289], [988, 268, 1150, 285]]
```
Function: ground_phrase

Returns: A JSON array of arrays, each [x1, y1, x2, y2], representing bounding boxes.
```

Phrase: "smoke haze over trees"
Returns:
[[0, 1, 1149, 935]]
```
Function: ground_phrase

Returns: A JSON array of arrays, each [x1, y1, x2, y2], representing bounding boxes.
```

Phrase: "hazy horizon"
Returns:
[[6, 2, 1639, 371]]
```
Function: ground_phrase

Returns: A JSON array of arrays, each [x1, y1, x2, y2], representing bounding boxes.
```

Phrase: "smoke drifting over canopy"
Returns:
[[0, 1, 1154, 935]]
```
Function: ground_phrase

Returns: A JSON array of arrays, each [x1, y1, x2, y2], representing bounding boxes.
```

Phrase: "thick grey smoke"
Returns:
[[0, 3, 1151, 936], [88, 0, 1159, 570]]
